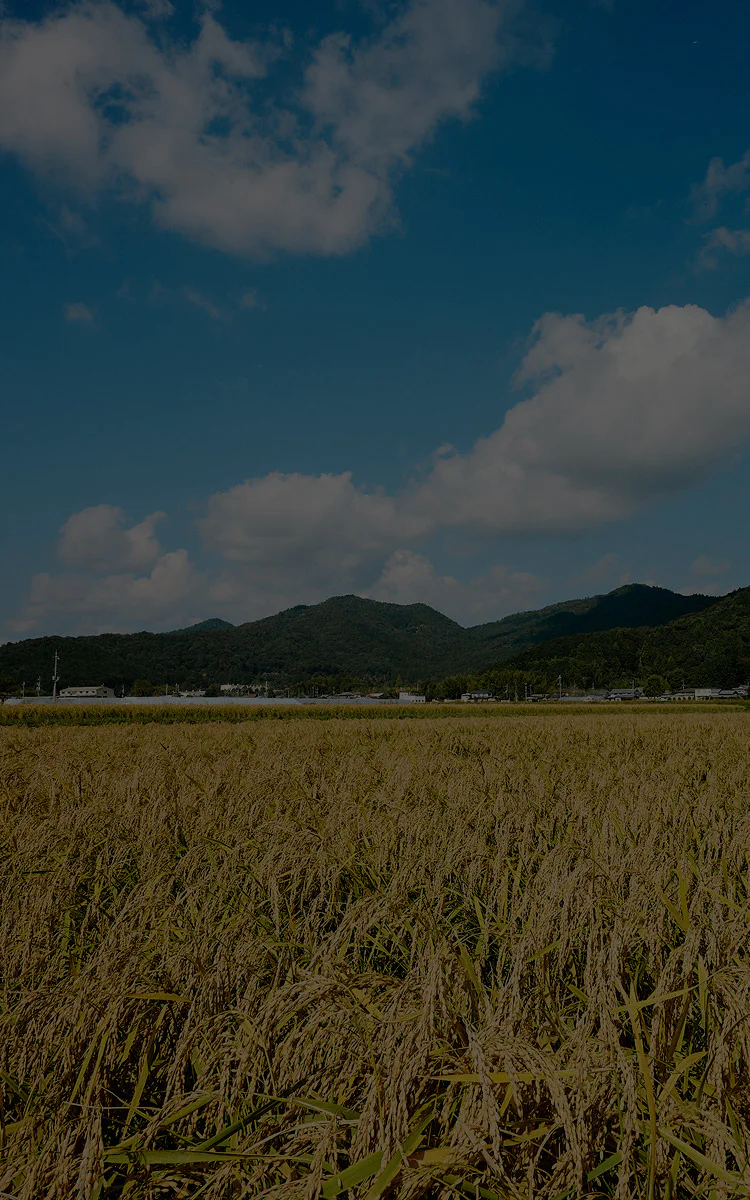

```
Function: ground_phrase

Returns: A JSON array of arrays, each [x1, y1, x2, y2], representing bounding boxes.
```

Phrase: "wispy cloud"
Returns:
[[239, 289, 266, 312], [697, 226, 750, 270], [63, 301, 95, 325], [144, 281, 266, 321], [43, 204, 98, 253], [565, 553, 630, 593], [691, 150, 750, 222], [690, 554, 730, 578]]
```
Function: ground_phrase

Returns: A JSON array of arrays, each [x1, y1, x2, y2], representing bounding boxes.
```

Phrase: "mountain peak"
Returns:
[[171, 618, 235, 634]]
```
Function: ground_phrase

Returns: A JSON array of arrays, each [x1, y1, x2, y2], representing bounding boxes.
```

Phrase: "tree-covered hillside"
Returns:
[[0, 584, 724, 692], [0, 597, 466, 691], [498, 587, 750, 689], [467, 584, 716, 658]]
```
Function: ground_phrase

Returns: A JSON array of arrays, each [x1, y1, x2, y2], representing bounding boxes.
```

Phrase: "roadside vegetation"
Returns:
[[2, 714, 750, 1197]]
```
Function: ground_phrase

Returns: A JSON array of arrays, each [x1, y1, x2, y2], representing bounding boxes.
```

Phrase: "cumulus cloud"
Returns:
[[10, 550, 204, 635], [58, 505, 165, 572], [8, 506, 214, 634], [11, 299, 750, 636], [201, 302, 750, 569], [198, 471, 426, 587], [366, 549, 546, 622], [411, 302, 750, 533], [0, 0, 518, 257], [63, 300, 95, 324]]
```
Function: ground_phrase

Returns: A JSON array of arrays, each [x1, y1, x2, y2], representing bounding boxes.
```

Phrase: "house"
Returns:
[[59, 685, 115, 699], [461, 691, 494, 702], [398, 691, 426, 703]]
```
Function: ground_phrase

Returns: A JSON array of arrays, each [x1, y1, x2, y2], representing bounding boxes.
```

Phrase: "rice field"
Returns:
[[2, 713, 750, 1198]]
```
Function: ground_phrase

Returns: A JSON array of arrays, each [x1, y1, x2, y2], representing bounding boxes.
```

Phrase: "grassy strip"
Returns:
[[0, 701, 744, 726]]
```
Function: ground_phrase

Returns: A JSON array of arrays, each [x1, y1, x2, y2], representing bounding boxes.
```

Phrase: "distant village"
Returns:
[[8, 681, 747, 706]]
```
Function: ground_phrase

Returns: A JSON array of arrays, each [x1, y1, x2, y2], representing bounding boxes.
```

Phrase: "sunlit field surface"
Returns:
[[2, 714, 750, 1199]]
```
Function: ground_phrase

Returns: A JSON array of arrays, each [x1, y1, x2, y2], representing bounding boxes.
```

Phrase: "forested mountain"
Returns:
[[0, 597, 464, 690], [467, 584, 716, 658], [499, 586, 750, 689], [0, 584, 722, 691]]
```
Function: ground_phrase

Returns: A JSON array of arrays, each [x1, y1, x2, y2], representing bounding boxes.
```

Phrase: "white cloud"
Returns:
[[12, 299, 750, 636], [239, 289, 266, 311], [8, 506, 209, 635], [180, 287, 223, 322], [45, 204, 98, 252], [412, 301, 750, 533], [63, 300, 95, 324], [698, 226, 750, 269], [9, 550, 204, 635], [193, 300, 750, 606], [58, 504, 165, 572], [366, 549, 546, 622], [565, 553, 630, 592], [0, 0, 518, 258], [145, 281, 266, 321], [679, 582, 725, 598], [137, 0, 174, 18], [690, 554, 730, 578], [198, 471, 426, 586], [692, 150, 750, 221], [304, 0, 508, 167]]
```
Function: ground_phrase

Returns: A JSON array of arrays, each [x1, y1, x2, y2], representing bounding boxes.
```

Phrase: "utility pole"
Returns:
[[36, 676, 41, 697], [52, 651, 60, 702], [558, 674, 562, 701], [21, 681, 25, 699]]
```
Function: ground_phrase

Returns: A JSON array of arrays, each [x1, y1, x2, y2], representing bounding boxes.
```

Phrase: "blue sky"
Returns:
[[1, 0, 750, 635]]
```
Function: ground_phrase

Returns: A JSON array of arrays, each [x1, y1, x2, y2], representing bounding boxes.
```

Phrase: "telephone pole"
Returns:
[[52, 651, 60, 702]]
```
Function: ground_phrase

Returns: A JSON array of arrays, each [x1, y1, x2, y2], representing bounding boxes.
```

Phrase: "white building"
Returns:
[[59, 686, 115, 699], [399, 691, 426, 703]]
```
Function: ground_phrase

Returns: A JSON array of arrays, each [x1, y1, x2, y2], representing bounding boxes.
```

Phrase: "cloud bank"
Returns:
[[0, 0, 521, 257], [10, 299, 750, 635]]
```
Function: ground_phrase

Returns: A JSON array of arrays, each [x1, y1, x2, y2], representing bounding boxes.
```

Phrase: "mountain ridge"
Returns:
[[499, 585, 750, 689], [0, 584, 720, 690]]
